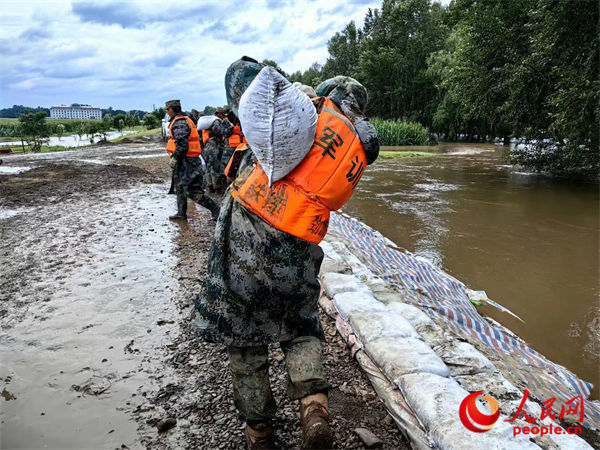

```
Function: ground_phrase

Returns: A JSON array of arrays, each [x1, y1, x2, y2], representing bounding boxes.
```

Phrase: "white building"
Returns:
[[50, 104, 102, 120]]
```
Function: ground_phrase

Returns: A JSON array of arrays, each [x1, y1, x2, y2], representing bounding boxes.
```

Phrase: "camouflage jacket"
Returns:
[[193, 150, 324, 346]]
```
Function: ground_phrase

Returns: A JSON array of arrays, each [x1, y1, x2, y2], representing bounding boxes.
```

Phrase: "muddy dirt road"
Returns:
[[0, 136, 408, 449]]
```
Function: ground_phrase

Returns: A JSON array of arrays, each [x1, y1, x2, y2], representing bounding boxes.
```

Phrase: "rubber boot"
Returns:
[[244, 422, 275, 450], [198, 195, 221, 221], [169, 194, 187, 221], [300, 393, 333, 449]]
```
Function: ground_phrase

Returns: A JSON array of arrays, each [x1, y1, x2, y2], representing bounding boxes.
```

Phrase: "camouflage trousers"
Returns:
[[227, 336, 331, 423]]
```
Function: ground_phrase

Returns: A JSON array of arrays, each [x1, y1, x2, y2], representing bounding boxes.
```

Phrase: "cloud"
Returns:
[[71, 1, 144, 28], [2, 0, 381, 110], [71, 0, 218, 29], [19, 27, 51, 40]]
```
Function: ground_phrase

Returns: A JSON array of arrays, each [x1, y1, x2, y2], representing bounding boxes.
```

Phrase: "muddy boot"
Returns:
[[244, 422, 275, 450], [199, 195, 221, 221], [300, 393, 333, 449], [169, 195, 187, 221]]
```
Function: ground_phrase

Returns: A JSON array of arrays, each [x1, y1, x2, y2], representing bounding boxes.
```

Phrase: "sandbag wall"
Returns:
[[318, 235, 593, 450]]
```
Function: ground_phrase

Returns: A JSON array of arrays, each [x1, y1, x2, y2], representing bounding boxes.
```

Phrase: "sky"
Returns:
[[0, 0, 390, 112]]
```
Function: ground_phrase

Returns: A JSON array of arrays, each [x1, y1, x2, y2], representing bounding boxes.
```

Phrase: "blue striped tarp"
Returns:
[[328, 212, 600, 428]]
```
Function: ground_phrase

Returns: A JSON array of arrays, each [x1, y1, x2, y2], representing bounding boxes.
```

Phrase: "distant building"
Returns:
[[49, 104, 102, 120]]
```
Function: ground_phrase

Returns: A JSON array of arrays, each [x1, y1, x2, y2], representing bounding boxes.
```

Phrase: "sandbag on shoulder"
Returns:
[[196, 115, 219, 131], [238, 66, 318, 185]]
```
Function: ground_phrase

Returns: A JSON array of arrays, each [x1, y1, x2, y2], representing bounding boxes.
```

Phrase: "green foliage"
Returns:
[[143, 114, 160, 130], [56, 124, 65, 139], [0, 105, 49, 118], [371, 118, 430, 146], [18, 112, 49, 152], [289, 0, 598, 176]]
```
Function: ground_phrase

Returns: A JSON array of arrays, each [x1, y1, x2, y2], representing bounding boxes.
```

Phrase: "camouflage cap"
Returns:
[[215, 107, 227, 114], [191, 109, 200, 117], [224, 56, 264, 116], [165, 99, 181, 109], [315, 76, 368, 115]]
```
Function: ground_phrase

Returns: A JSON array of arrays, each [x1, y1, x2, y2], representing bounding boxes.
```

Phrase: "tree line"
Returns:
[[288, 0, 598, 177], [0, 105, 151, 119]]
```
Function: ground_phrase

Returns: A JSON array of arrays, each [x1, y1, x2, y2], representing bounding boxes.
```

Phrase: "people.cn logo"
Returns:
[[459, 392, 500, 432]]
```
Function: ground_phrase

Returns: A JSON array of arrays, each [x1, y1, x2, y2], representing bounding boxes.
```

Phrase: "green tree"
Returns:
[[18, 112, 48, 152], [143, 114, 159, 129], [321, 21, 362, 79], [113, 113, 126, 130], [357, 0, 449, 120], [56, 124, 65, 140]]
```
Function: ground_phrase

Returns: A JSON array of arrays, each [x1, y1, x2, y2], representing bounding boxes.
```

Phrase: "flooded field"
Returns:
[[345, 142, 600, 398], [0, 130, 136, 148]]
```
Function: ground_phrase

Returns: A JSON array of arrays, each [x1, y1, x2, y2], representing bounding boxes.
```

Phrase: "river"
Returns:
[[344, 142, 599, 399]]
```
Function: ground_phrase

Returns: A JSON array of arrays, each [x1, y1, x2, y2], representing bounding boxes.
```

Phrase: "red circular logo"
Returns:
[[459, 392, 500, 432]]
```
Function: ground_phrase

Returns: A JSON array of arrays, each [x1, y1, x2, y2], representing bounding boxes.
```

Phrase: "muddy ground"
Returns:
[[0, 135, 409, 449]]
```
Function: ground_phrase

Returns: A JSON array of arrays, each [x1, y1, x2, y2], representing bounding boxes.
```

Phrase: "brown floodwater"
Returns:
[[344, 142, 599, 399]]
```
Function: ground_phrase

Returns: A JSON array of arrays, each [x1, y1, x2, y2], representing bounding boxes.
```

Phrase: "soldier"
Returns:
[[193, 58, 379, 449], [220, 112, 245, 188], [201, 109, 225, 194], [189, 108, 200, 125], [165, 99, 220, 221]]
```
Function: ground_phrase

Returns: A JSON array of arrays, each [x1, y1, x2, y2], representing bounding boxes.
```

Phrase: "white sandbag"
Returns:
[[365, 336, 450, 379], [349, 311, 421, 344], [387, 302, 434, 328], [320, 273, 369, 298], [332, 291, 385, 322], [238, 66, 318, 185], [196, 115, 219, 130], [397, 373, 540, 450], [435, 340, 497, 376]]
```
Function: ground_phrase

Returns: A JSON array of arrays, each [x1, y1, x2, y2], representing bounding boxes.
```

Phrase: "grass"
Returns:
[[110, 127, 159, 142], [6, 145, 71, 154], [379, 150, 437, 159], [372, 118, 431, 146]]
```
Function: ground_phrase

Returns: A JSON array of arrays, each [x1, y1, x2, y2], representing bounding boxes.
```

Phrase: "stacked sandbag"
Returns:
[[238, 66, 318, 185]]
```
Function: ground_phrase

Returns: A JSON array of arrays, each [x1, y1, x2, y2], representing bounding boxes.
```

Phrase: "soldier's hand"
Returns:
[[169, 157, 177, 169]]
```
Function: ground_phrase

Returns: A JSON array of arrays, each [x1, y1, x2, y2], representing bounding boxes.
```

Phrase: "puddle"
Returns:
[[0, 183, 183, 449], [0, 208, 35, 220], [0, 166, 33, 175], [0, 131, 137, 148]]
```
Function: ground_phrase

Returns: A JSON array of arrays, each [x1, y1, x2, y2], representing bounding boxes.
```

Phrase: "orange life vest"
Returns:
[[224, 143, 249, 179], [228, 125, 246, 148], [166, 115, 201, 157], [232, 97, 367, 244], [202, 129, 213, 145]]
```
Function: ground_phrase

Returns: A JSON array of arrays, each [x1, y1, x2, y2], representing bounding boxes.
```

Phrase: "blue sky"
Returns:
[[0, 0, 390, 111]]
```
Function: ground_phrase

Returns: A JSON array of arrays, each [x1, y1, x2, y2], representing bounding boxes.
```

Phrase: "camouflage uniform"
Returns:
[[219, 118, 235, 178], [193, 58, 379, 424], [168, 113, 220, 220], [194, 153, 331, 422], [202, 119, 224, 193]]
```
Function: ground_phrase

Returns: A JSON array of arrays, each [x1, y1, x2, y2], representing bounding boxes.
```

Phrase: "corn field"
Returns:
[[371, 118, 430, 146]]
